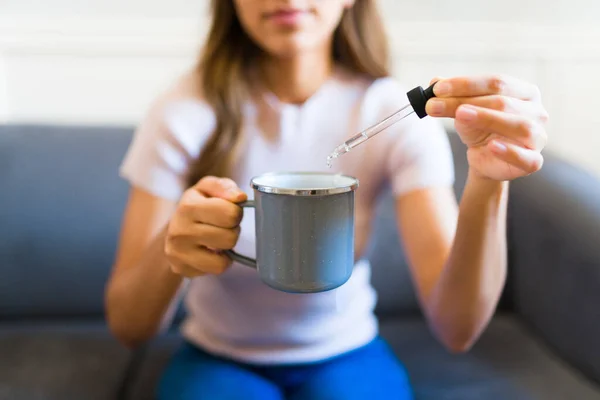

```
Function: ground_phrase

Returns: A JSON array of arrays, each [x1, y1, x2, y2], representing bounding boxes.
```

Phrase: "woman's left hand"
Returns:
[[426, 75, 549, 181]]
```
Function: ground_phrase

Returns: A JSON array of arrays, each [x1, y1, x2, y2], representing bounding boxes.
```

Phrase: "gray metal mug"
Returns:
[[225, 172, 359, 294]]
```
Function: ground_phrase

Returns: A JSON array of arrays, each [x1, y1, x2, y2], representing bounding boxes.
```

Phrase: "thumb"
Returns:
[[429, 76, 445, 86], [194, 176, 247, 203]]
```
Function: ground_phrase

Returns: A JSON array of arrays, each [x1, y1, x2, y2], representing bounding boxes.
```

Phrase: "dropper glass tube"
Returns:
[[327, 83, 437, 167], [326, 104, 414, 167]]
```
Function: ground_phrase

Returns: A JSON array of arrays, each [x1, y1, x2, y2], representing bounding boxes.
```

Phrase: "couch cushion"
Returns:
[[122, 315, 600, 400], [123, 333, 182, 400], [0, 125, 132, 318], [381, 314, 600, 400], [0, 322, 132, 400], [507, 152, 600, 385]]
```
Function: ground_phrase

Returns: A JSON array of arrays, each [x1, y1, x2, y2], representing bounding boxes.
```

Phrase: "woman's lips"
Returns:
[[265, 9, 307, 26]]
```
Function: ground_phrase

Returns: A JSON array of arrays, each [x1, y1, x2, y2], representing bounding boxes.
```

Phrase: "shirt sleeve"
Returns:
[[119, 97, 190, 201], [119, 72, 215, 201], [374, 78, 455, 197]]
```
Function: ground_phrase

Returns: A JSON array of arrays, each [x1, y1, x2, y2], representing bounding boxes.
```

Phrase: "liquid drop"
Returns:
[[326, 151, 339, 168]]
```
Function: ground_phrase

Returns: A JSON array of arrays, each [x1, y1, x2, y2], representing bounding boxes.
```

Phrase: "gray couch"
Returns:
[[1, 124, 599, 400]]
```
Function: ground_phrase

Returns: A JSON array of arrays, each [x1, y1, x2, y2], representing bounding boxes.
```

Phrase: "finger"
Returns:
[[197, 225, 240, 250], [488, 140, 544, 175], [165, 242, 207, 277], [179, 192, 244, 228], [434, 75, 541, 101], [195, 198, 244, 228], [427, 95, 549, 123], [194, 176, 247, 203], [171, 224, 241, 250], [169, 261, 206, 278], [429, 76, 445, 86], [169, 248, 231, 276], [195, 248, 232, 274], [456, 105, 547, 150]]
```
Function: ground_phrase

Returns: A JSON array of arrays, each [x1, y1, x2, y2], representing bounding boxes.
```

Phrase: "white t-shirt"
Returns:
[[120, 66, 455, 365]]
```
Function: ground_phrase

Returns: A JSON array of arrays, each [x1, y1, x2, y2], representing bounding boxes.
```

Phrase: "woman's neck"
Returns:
[[259, 51, 334, 105]]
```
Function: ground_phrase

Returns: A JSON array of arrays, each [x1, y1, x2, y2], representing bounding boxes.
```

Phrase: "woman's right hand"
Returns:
[[164, 176, 247, 277]]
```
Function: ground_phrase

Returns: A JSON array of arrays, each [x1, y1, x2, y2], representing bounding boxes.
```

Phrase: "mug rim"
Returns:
[[250, 172, 359, 196]]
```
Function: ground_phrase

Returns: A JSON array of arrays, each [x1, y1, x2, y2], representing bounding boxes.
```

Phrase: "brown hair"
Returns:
[[187, 0, 390, 186]]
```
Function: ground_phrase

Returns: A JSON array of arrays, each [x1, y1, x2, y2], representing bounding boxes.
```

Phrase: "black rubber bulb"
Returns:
[[406, 81, 438, 119]]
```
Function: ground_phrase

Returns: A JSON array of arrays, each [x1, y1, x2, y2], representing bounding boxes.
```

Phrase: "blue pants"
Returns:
[[157, 336, 414, 400]]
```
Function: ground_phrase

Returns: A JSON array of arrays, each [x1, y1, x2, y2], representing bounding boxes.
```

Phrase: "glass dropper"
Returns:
[[327, 82, 437, 167]]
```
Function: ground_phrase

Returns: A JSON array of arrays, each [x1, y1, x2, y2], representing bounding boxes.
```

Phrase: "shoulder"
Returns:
[[363, 76, 412, 111], [360, 75, 447, 135], [138, 69, 217, 155], [369, 79, 455, 195], [120, 70, 215, 200], [147, 69, 215, 128], [329, 68, 406, 98], [359, 75, 453, 166], [325, 69, 410, 121], [344, 75, 416, 134]]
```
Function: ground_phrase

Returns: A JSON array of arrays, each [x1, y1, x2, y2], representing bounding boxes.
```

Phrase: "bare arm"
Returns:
[[395, 74, 547, 352], [105, 177, 246, 348], [396, 172, 508, 353], [105, 187, 182, 348]]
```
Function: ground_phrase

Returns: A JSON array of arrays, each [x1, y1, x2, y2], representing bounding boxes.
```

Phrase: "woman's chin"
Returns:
[[259, 36, 327, 59]]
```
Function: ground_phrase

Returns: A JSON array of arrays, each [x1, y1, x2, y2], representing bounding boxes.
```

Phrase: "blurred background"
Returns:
[[1, 0, 599, 174], [1, 2, 600, 400]]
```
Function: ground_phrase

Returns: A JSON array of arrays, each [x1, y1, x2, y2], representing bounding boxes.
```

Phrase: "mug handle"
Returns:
[[224, 200, 257, 269]]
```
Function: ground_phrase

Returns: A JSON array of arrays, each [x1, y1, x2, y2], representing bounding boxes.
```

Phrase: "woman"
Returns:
[[105, 0, 549, 399]]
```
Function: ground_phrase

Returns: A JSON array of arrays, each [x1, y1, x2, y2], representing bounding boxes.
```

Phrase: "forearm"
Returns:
[[427, 170, 509, 352], [105, 227, 184, 348]]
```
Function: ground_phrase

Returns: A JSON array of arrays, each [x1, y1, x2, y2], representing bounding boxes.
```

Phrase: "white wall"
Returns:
[[3, 0, 599, 23], [1, 0, 600, 175]]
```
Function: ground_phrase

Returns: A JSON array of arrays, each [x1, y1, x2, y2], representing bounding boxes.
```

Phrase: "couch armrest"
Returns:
[[507, 152, 600, 384]]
